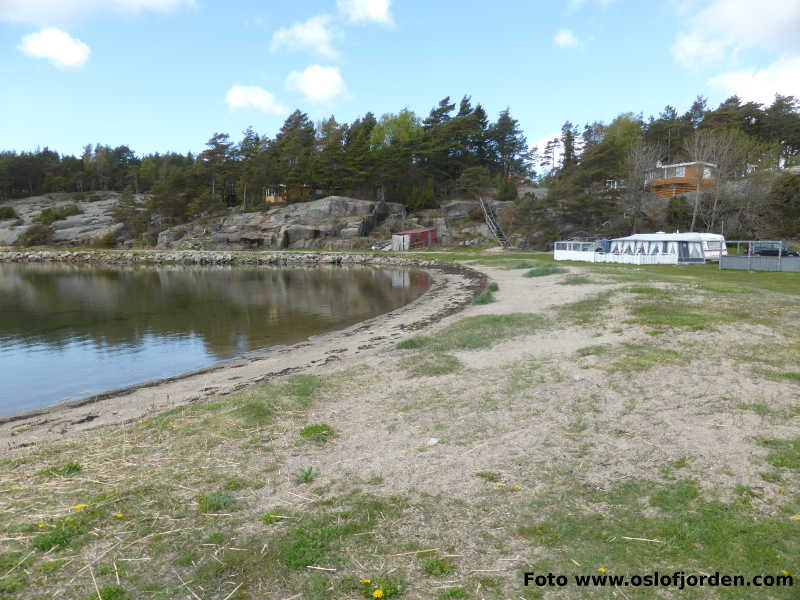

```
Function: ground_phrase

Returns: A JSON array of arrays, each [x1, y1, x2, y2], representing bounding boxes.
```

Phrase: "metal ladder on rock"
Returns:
[[479, 195, 509, 248]]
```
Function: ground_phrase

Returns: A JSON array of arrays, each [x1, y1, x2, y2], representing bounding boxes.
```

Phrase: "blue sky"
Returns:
[[2, 0, 799, 158]]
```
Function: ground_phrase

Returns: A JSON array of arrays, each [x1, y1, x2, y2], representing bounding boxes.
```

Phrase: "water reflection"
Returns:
[[0, 263, 429, 413]]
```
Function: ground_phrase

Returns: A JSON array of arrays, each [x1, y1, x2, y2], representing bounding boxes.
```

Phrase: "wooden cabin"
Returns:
[[264, 184, 314, 205], [645, 161, 717, 198]]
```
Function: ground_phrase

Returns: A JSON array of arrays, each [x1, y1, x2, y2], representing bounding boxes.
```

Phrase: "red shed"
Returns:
[[391, 227, 437, 251]]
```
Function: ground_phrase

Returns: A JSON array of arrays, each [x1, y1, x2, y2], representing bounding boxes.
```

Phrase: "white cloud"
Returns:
[[671, 0, 800, 69], [554, 28, 581, 49], [672, 31, 727, 69], [0, 0, 193, 24], [271, 15, 339, 59], [226, 85, 288, 116], [286, 65, 345, 103], [709, 57, 800, 104], [337, 0, 393, 25], [18, 27, 90, 68]]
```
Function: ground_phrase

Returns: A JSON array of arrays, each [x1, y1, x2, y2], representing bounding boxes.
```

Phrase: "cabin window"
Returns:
[[676, 167, 686, 177], [703, 167, 712, 179]]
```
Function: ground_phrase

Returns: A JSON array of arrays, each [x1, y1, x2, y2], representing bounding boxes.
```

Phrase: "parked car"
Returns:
[[753, 247, 800, 257]]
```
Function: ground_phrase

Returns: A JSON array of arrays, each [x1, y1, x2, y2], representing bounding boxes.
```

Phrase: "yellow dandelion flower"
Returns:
[[73, 504, 89, 511], [359, 579, 371, 585], [793, 514, 800, 520], [372, 590, 384, 599], [598, 567, 606, 574], [780, 570, 790, 576], [513, 484, 522, 491], [65, 518, 74, 525], [114, 513, 125, 519], [496, 483, 506, 488], [37, 522, 46, 529]]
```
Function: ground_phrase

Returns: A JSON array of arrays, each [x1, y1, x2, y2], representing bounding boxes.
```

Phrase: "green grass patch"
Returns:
[[422, 557, 454, 576], [359, 573, 404, 598], [300, 424, 336, 444], [197, 491, 236, 513], [296, 466, 319, 484], [261, 512, 286, 526], [0, 552, 26, 593], [269, 495, 404, 571], [777, 371, 800, 384], [506, 261, 542, 270], [759, 438, 800, 469], [31, 507, 103, 552], [37, 461, 81, 478], [222, 476, 264, 491], [557, 291, 614, 325], [630, 301, 739, 330], [560, 275, 594, 285], [82, 585, 128, 600], [400, 353, 463, 377], [474, 471, 502, 483], [232, 374, 323, 426], [576, 345, 608, 357], [608, 344, 684, 373], [434, 588, 467, 599], [472, 289, 496, 304], [590, 263, 800, 296], [624, 285, 673, 296], [396, 314, 548, 352], [518, 478, 800, 598], [523, 264, 568, 277]]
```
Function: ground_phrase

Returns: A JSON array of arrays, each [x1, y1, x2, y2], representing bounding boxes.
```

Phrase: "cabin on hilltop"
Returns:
[[644, 161, 718, 198]]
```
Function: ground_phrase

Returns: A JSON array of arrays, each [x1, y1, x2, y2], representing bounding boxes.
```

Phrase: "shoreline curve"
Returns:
[[0, 251, 486, 449]]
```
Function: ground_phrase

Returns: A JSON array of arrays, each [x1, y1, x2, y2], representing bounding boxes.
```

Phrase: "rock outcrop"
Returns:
[[157, 196, 406, 250], [0, 192, 126, 246]]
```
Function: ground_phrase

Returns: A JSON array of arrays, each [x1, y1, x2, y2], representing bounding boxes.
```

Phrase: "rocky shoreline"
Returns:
[[0, 248, 446, 267]]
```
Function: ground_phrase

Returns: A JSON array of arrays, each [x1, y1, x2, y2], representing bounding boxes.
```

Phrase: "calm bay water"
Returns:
[[0, 263, 429, 415]]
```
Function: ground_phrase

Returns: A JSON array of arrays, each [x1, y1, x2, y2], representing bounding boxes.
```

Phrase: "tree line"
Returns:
[[513, 94, 800, 241], [0, 95, 531, 222], [3, 93, 799, 243]]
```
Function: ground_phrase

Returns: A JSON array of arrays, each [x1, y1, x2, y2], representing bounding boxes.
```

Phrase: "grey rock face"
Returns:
[[0, 192, 133, 247], [157, 196, 406, 250], [442, 200, 478, 220]]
